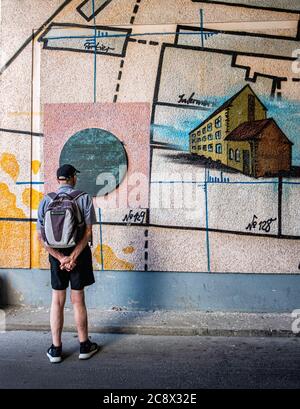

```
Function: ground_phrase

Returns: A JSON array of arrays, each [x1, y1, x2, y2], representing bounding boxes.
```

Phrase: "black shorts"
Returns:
[[49, 245, 95, 291]]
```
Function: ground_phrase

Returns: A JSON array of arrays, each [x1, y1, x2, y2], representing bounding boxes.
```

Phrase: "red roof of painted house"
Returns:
[[225, 118, 293, 144], [189, 84, 267, 134]]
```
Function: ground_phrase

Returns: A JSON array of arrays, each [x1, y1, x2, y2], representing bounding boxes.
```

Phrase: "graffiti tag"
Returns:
[[84, 39, 115, 53], [178, 92, 214, 108], [122, 210, 146, 224], [246, 215, 277, 233]]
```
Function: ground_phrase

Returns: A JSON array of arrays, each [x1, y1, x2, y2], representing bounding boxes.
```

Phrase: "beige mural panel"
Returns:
[[210, 232, 300, 274], [148, 227, 208, 272], [1, 0, 299, 273]]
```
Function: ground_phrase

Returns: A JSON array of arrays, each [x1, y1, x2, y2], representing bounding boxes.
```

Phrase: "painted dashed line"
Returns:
[[113, 59, 125, 103], [130, 0, 142, 25], [128, 38, 160, 46], [144, 228, 149, 271]]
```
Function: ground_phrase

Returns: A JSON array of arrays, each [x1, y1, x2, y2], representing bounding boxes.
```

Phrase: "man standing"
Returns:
[[37, 164, 99, 363]]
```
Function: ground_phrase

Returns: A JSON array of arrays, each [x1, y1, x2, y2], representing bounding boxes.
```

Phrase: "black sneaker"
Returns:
[[47, 344, 62, 363], [79, 338, 99, 360]]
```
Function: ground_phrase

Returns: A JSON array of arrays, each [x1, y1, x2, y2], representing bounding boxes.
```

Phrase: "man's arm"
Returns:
[[36, 197, 68, 265], [60, 225, 92, 268], [37, 230, 71, 266]]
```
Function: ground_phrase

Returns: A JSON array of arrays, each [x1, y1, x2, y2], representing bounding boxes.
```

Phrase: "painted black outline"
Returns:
[[175, 22, 300, 45], [0, 0, 73, 75], [148, 145, 299, 239], [191, 0, 300, 14], [0, 218, 36, 222], [38, 23, 132, 58], [2, 216, 299, 273], [151, 39, 298, 145], [76, 0, 114, 22], [99, 221, 286, 240], [2, 217, 298, 240], [149, 31, 300, 241], [0, 128, 44, 137]]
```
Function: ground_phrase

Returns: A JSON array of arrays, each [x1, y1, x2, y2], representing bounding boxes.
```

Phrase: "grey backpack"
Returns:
[[42, 190, 85, 248]]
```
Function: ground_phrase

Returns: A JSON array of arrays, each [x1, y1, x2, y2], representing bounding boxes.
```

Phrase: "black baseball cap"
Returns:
[[57, 164, 80, 180]]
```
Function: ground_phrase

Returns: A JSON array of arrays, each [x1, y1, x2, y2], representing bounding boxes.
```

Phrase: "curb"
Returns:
[[5, 323, 297, 337]]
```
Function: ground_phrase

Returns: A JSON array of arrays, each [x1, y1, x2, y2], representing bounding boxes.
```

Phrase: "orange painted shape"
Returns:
[[0, 183, 25, 218], [123, 246, 135, 254], [30, 222, 49, 269], [32, 160, 41, 175], [0, 153, 20, 181], [93, 244, 134, 270], [0, 221, 30, 268], [22, 188, 43, 210]]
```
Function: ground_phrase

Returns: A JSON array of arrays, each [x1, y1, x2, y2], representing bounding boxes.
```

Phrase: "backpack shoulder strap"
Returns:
[[47, 192, 58, 201], [68, 190, 86, 201]]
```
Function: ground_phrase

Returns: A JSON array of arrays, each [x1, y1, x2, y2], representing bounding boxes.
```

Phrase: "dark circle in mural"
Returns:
[[59, 128, 128, 197]]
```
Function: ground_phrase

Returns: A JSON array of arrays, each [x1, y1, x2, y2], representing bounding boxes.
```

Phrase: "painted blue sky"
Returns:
[[153, 96, 300, 166]]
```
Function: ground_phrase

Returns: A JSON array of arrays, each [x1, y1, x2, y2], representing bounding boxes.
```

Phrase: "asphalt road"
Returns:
[[0, 331, 300, 389]]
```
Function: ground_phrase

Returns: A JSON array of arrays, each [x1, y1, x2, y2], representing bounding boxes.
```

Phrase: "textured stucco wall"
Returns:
[[0, 0, 300, 310]]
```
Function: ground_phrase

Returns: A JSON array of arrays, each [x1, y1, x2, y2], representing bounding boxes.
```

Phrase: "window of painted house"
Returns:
[[215, 116, 222, 128], [197, 137, 201, 142], [208, 134, 213, 140], [215, 144, 222, 154], [235, 149, 240, 162], [202, 127, 206, 134], [203, 145, 207, 151], [197, 130, 201, 136], [229, 148, 234, 160], [192, 145, 196, 150], [215, 131, 221, 139], [198, 145, 201, 150], [202, 136, 206, 141], [208, 144, 213, 152], [207, 123, 212, 132]]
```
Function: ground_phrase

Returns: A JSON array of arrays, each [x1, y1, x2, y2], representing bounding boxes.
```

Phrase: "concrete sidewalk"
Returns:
[[2, 306, 299, 337]]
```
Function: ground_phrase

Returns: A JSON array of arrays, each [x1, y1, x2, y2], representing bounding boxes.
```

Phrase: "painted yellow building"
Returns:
[[189, 85, 267, 173]]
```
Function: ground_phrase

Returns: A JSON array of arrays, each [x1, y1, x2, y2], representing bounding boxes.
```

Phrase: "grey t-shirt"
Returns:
[[36, 184, 97, 231]]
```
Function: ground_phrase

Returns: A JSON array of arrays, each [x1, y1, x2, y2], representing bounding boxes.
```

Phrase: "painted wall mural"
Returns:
[[0, 0, 300, 273]]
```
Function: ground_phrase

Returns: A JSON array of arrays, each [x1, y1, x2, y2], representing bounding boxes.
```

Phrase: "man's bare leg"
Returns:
[[50, 289, 66, 346], [71, 289, 88, 342]]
